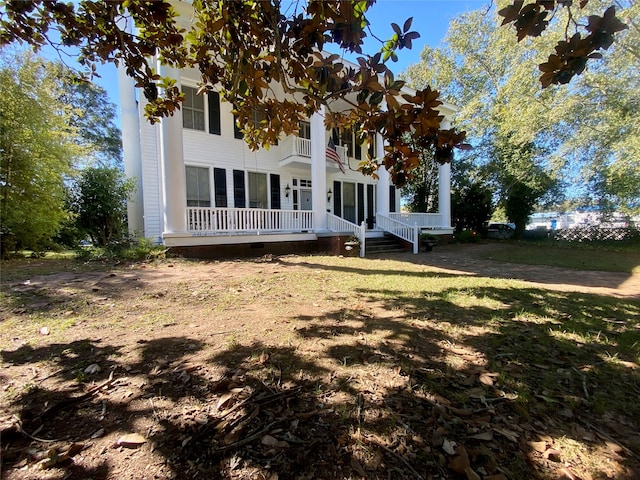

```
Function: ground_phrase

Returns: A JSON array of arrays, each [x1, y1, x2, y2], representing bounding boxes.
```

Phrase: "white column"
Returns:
[[438, 118, 452, 229], [117, 63, 144, 237], [376, 132, 390, 217], [311, 107, 327, 232], [157, 61, 187, 235]]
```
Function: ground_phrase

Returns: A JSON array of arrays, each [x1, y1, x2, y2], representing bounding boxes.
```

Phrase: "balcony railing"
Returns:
[[281, 136, 348, 167], [187, 207, 313, 234]]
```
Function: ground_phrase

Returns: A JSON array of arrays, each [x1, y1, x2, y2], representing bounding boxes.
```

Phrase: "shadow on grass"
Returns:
[[1, 256, 639, 479]]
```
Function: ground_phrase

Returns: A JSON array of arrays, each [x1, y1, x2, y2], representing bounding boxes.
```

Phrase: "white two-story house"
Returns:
[[118, 7, 455, 258]]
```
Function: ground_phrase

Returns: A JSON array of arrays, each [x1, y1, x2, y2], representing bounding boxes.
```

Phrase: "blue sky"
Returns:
[[82, 0, 488, 126]]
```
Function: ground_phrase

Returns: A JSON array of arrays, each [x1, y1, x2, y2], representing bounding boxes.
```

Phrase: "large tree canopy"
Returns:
[[0, 0, 626, 186], [0, 52, 78, 256]]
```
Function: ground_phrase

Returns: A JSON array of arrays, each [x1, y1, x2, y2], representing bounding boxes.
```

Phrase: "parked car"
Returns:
[[487, 223, 515, 239]]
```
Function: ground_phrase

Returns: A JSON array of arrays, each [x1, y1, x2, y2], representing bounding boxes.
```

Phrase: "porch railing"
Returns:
[[389, 212, 444, 229], [376, 213, 420, 254], [327, 213, 366, 257], [187, 207, 313, 234], [281, 136, 348, 166]]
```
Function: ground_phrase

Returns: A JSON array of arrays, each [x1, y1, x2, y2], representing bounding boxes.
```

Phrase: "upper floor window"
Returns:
[[234, 108, 269, 140], [183, 86, 205, 131], [298, 121, 311, 140], [182, 87, 221, 135]]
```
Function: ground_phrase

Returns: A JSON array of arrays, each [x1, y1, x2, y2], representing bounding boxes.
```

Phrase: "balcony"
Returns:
[[279, 136, 347, 170]]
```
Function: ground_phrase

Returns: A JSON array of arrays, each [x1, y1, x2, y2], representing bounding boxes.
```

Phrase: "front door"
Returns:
[[300, 189, 312, 210]]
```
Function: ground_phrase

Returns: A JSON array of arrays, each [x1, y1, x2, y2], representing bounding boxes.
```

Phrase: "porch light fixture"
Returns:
[[285, 184, 291, 198], [327, 188, 332, 202]]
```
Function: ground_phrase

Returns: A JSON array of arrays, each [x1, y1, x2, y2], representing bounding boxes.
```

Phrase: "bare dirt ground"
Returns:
[[1, 243, 639, 480]]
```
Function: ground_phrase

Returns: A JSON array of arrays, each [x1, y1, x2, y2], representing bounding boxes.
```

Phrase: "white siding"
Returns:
[[138, 99, 163, 242]]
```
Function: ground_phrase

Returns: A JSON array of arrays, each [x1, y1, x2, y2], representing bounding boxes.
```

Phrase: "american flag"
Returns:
[[326, 137, 345, 173]]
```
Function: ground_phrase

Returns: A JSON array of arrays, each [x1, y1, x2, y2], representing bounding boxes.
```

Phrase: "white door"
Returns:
[[300, 189, 312, 210]]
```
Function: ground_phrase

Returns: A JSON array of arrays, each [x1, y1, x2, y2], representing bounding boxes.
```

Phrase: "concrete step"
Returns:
[[365, 235, 407, 254]]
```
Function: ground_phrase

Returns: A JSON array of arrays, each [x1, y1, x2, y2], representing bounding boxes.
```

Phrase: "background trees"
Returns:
[[72, 167, 135, 247], [0, 51, 124, 257], [403, 0, 638, 222]]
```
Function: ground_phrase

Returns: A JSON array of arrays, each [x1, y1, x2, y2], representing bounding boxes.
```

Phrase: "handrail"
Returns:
[[389, 212, 444, 229], [327, 213, 366, 257], [376, 213, 419, 254]]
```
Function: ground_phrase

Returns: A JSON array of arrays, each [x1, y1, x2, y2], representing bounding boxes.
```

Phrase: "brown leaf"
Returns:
[[558, 466, 582, 480], [116, 433, 146, 448], [216, 392, 235, 411], [469, 431, 493, 441], [350, 457, 367, 476], [484, 475, 508, 480], [493, 427, 519, 443], [261, 435, 289, 449], [529, 440, 547, 453], [543, 448, 562, 462], [449, 407, 472, 417], [448, 446, 470, 473], [465, 466, 481, 480], [479, 373, 494, 386]]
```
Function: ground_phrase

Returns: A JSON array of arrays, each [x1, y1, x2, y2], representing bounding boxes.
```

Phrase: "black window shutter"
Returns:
[[367, 184, 375, 228], [333, 181, 342, 217], [389, 186, 396, 213], [233, 170, 246, 208], [270, 174, 281, 210], [208, 92, 221, 135], [357, 183, 365, 224], [213, 168, 227, 207]]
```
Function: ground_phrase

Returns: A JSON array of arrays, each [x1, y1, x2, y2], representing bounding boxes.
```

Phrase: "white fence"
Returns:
[[377, 214, 420, 254], [187, 208, 313, 234]]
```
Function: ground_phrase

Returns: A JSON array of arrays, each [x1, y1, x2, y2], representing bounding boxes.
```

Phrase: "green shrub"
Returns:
[[457, 229, 479, 243]]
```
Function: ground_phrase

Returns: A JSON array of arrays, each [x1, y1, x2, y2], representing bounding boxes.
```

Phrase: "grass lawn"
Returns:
[[479, 240, 640, 273], [1, 243, 639, 479]]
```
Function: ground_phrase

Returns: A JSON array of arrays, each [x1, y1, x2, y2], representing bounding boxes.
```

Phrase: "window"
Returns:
[[182, 86, 205, 131], [234, 115, 244, 139], [182, 87, 221, 135], [368, 133, 376, 159], [333, 128, 363, 160], [234, 109, 266, 140], [298, 121, 311, 140], [248, 172, 268, 208], [340, 129, 354, 159], [185, 166, 210, 207]]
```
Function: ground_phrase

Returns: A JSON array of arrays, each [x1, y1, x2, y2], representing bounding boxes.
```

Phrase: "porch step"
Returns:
[[365, 234, 408, 254]]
